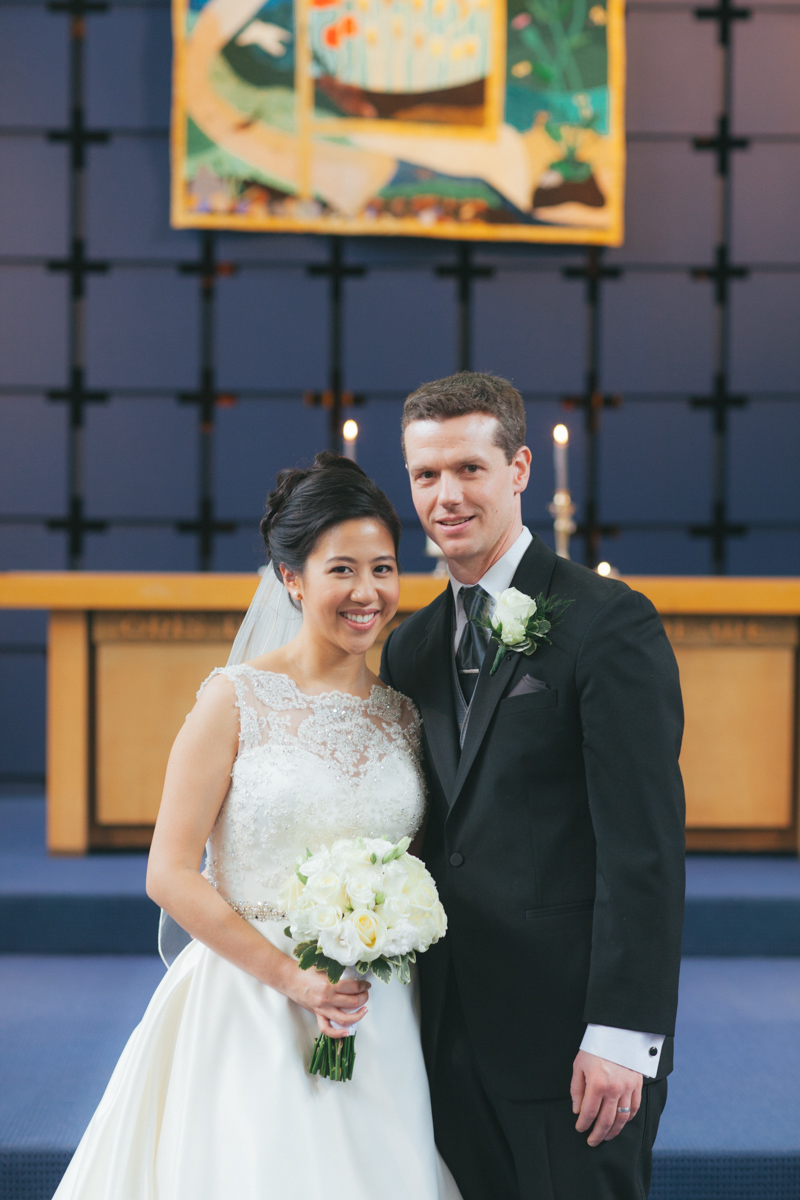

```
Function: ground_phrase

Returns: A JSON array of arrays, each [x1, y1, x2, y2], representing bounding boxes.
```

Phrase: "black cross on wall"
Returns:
[[690, 0, 751, 572], [307, 238, 367, 453], [562, 248, 623, 569], [44, 0, 111, 567], [436, 243, 494, 371], [177, 233, 239, 571]]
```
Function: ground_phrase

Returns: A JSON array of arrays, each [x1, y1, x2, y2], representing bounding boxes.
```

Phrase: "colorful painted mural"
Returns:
[[171, 0, 625, 242]]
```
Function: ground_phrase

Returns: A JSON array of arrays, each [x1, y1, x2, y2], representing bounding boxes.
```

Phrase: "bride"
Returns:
[[53, 452, 461, 1200]]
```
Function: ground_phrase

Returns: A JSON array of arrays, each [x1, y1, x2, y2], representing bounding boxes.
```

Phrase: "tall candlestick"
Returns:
[[342, 418, 358, 463], [549, 425, 575, 559], [553, 424, 569, 493]]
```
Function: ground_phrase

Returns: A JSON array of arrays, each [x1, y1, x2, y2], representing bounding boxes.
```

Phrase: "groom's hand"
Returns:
[[571, 1050, 643, 1147]]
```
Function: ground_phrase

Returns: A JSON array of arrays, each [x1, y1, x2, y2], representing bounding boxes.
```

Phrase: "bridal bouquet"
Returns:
[[277, 836, 447, 1082]]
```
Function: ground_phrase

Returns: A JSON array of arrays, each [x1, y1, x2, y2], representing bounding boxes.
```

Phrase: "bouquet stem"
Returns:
[[310, 1033, 356, 1082]]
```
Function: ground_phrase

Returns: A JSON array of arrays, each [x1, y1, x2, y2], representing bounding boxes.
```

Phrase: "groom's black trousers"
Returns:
[[430, 974, 667, 1200]]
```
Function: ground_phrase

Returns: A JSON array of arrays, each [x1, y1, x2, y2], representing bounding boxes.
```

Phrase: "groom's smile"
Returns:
[[403, 412, 531, 584]]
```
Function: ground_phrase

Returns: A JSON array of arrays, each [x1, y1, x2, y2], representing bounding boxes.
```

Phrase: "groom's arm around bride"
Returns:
[[381, 372, 685, 1200]]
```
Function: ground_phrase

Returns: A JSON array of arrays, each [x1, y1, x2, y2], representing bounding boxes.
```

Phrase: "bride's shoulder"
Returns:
[[370, 680, 421, 730]]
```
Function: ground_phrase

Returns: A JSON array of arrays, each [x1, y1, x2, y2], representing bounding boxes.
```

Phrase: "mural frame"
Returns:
[[171, 0, 626, 244]]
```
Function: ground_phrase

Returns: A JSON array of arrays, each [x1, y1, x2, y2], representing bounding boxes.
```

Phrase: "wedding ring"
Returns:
[[617, 1107, 631, 1114]]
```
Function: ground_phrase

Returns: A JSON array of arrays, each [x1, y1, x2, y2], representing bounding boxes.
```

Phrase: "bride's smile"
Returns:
[[280, 516, 400, 663]]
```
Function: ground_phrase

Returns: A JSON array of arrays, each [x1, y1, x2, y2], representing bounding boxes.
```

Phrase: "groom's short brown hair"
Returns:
[[402, 372, 526, 463]]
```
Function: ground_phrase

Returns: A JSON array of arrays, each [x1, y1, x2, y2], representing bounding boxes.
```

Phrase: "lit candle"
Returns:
[[553, 424, 569, 493], [343, 418, 358, 463]]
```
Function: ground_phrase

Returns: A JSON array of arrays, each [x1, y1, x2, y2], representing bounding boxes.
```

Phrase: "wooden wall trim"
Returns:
[[46, 612, 89, 854]]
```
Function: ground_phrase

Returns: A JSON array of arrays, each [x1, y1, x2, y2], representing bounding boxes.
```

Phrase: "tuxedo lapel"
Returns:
[[412, 588, 460, 801], [450, 535, 559, 809]]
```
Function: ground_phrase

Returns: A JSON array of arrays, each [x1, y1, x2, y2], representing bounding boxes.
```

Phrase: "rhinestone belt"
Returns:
[[225, 897, 287, 923]]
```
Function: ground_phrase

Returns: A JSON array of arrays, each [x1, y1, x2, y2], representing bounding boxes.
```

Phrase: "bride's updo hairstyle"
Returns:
[[260, 452, 402, 589]]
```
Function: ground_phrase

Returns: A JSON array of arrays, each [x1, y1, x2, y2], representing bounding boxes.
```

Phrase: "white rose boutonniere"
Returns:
[[479, 587, 573, 674]]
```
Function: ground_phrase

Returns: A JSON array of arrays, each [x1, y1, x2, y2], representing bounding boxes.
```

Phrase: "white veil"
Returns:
[[157, 565, 303, 966]]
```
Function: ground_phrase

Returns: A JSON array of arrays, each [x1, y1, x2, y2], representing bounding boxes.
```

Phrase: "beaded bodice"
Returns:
[[201, 666, 426, 900]]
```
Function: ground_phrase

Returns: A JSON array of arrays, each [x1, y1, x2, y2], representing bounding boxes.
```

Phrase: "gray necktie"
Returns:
[[456, 585, 492, 703]]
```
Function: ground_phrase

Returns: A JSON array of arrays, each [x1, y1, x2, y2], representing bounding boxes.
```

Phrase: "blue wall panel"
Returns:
[[729, 401, 800, 522], [730, 277, 800, 392], [603, 276, 716, 393], [86, 271, 199, 389], [599, 403, 712, 524], [0, 270, 67, 387], [473, 271, 584, 394], [87, 139, 194, 260], [0, 398, 66, 515], [0, 10, 68, 125], [0, 141, 68, 257], [733, 14, 800, 133], [216, 270, 328, 391], [86, 9, 172, 129], [84, 399, 197, 518], [626, 13, 718, 133], [607, 144, 716, 265]]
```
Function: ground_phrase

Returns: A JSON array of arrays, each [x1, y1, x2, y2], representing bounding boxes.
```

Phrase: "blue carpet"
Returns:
[[1, 956, 799, 1199], [0, 800, 159, 954]]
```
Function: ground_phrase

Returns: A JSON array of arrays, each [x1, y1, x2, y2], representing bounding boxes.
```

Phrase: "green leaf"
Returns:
[[315, 953, 345, 984], [284, 926, 292, 939], [370, 852, 377, 864], [295, 867, 308, 884], [370, 957, 393, 984], [298, 944, 321, 971], [293, 939, 316, 960]]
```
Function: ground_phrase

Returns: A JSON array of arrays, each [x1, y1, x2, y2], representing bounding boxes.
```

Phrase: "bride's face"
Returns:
[[288, 518, 400, 656]]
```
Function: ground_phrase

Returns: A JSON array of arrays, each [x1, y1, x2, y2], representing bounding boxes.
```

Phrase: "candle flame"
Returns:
[[343, 419, 359, 442], [553, 424, 569, 445]]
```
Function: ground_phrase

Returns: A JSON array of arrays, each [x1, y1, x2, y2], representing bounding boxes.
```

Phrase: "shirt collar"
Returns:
[[448, 526, 533, 607]]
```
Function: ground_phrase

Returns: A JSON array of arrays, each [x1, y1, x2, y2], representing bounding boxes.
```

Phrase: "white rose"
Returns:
[[319, 919, 363, 967], [344, 865, 383, 908], [303, 847, 331, 877], [304, 871, 345, 907], [276, 873, 304, 912], [494, 588, 536, 644], [350, 910, 387, 962], [495, 587, 537, 624], [431, 901, 448, 941], [409, 911, 436, 951], [499, 616, 526, 646], [381, 894, 412, 924], [312, 904, 343, 934], [409, 881, 438, 913], [382, 859, 411, 898]]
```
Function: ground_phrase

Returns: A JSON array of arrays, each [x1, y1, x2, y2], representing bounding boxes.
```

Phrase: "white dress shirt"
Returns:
[[448, 527, 664, 1078]]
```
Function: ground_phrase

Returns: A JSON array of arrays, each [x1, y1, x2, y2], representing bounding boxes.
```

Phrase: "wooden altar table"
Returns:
[[0, 572, 797, 855]]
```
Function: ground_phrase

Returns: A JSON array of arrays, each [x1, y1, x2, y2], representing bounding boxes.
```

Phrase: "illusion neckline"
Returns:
[[238, 663, 388, 705]]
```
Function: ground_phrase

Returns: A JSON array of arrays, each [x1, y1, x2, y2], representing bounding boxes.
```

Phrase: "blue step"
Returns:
[[2, 800, 800, 956], [1, 957, 799, 1200]]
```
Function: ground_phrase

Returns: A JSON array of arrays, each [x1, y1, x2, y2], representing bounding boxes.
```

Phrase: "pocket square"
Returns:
[[507, 674, 550, 699]]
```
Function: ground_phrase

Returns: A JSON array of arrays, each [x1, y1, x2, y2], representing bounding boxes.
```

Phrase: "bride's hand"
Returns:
[[277, 958, 371, 1038]]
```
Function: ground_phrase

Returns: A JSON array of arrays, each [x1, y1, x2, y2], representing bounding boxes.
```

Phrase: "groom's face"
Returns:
[[404, 412, 530, 579]]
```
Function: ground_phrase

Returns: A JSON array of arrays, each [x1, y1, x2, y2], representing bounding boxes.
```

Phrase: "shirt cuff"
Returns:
[[580, 1025, 665, 1077]]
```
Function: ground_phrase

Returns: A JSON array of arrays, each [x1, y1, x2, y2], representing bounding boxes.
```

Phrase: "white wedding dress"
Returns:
[[53, 665, 461, 1200]]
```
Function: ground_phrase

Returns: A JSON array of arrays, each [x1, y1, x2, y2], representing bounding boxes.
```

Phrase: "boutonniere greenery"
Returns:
[[478, 587, 573, 674]]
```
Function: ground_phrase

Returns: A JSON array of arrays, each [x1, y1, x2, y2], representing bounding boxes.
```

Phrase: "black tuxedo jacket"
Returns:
[[381, 534, 685, 1101]]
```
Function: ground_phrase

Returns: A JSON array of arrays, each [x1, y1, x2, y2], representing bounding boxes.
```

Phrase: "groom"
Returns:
[[380, 373, 685, 1200]]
